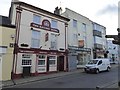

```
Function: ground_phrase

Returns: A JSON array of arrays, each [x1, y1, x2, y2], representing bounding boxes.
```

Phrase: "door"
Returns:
[[97, 60, 104, 71], [58, 56, 64, 71], [46, 56, 49, 72], [22, 67, 31, 77]]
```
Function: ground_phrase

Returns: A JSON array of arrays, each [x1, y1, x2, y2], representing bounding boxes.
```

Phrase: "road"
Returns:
[[4, 65, 118, 88]]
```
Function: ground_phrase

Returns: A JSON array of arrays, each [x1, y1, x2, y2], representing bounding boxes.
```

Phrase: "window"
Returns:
[[73, 19, 77, 28], [38, 60, 45, 65], [0, 46, 7, 54], [33, 15, 41, 24], [31, 30, 40, 48], [22, 60, 32, 65], [51, 20, 57, 28], [98, 60, 102, 65], [73, 34, 78, 45], [49, 56, 56, 65], [22, 54, 32, 66], [82, 23, 86, 31], [50, 34, 57, 50], [38, 55, 46, 66]]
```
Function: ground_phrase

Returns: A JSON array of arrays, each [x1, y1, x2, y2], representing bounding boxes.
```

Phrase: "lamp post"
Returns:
[[105, 28, 120, 87]]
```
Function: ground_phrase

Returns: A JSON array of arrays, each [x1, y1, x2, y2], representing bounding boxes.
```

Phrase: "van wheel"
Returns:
[[96, 69, 99, 74], [107, 67, 110, 72]]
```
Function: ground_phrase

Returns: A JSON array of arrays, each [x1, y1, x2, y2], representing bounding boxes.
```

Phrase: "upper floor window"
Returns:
[[51, 20, 57, 28], [73, 19, 77, 28], [31, 30, 40, 48], [50, 33, 57, 50], [73, 34, 78, 45], [33, 15, 41, 24], [82, 23, 86, 31]]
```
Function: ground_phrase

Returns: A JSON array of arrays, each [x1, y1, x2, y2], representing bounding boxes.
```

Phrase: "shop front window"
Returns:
[[49, 56, 56, 65], [22, 54, 32, 66], [38, 55, 46, 66]]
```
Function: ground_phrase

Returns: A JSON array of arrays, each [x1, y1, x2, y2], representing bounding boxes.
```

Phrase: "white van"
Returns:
[[84, 58, 111, 74]]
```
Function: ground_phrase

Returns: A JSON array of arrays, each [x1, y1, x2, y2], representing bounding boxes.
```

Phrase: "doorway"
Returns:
[[46, 56, 49, 72], [22, 66, 31, 77], [58, 56, 64, 71]]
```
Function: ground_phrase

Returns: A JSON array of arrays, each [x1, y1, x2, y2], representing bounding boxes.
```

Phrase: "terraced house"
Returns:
[[62, 8, 93, 69], [9, 0, 70, 79], [0, 15, 15, 81]]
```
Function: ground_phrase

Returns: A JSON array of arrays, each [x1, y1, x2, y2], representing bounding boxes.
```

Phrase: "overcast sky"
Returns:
[[0, 0, 119, 35]]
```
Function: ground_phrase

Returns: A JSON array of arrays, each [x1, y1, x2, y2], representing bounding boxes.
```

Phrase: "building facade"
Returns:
[[62, 8, 93, 69], [92, 22, 107, 59], [107, 40, 119, 63], [0, 15, 15, 81], [9, 1, 69, 78]]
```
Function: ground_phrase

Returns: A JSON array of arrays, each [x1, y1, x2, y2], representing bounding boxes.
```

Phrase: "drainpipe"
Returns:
[[65, 23, 68, 71], [12, 4, 22, 80]]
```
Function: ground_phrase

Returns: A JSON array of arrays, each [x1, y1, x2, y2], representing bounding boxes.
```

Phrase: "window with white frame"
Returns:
[[73, 34, 78, 45], [33, 15, 41, 24], [50, 34, 57, 50], [31, 30, 40, 48], [22, 54, 32, 66], [73, 19, 77, 28], [82, 23, 86, 31], [49, 56, 56, 65], [38, 55, 46, 66], [51, 20, 57, 28]]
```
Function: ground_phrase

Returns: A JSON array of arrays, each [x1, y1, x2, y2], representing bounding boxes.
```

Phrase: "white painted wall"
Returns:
[[11, 4, 67, 51], [62, 8, 94, 59]]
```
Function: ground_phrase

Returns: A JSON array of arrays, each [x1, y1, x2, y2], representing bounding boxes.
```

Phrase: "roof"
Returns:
[[12, 1, 70, 22], [0, 15, 16, 28]]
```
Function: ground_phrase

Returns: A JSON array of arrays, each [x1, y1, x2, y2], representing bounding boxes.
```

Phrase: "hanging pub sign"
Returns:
[[30, 19, 59, 33], [45, 33, 49, 42]]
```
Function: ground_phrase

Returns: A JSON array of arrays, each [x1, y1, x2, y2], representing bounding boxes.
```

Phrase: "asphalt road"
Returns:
[[5, 65, 118, 88]]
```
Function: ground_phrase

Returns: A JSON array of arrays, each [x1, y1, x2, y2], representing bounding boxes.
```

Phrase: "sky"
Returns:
[[0, 0, 119, 35]]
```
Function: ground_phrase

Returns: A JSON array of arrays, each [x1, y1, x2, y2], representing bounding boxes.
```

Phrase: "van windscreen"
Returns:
[[88, 60, 98, 64]]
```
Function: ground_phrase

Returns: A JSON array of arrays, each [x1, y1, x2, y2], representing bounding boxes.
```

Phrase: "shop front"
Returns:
[[68, 46, 91, 69], [12, 48, 66, 79]]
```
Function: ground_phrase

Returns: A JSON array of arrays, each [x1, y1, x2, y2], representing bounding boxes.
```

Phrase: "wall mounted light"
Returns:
[[11, 34, 15, 40], [40, 46, 42, 49]]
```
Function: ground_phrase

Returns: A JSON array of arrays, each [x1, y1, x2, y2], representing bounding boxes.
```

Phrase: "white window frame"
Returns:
[[49, 56, 56, 66], [33, 15, 41, 24], [82, 23, 86, 31], [51, 20, 57, 28], [73, 34, 78, 45], [73, 19, 77, 28], [22, 54, 32, 66], [38, 55, 46, 66], [50, 34, 57, 50], [31, 30, 40, 48]]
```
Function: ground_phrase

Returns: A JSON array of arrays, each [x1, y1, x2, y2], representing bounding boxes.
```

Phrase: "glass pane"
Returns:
[[33, 15, 41, 24], [73, 19, 77, 28], [51, 20, 57, 28], [49, 60, 55, 65], [31, 39, 40, 48], [38, 60, 45, 65], [32, 30, 40, 39]]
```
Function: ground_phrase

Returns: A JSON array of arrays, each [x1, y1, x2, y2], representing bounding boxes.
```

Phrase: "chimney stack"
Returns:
[[54, 6, 62, 15]]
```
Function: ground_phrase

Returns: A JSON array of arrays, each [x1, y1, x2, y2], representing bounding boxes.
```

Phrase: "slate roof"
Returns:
[[0, 15, 15, 28]]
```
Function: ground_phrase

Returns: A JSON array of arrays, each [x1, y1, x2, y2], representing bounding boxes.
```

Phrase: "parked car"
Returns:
[[84, 58, 111, 74]]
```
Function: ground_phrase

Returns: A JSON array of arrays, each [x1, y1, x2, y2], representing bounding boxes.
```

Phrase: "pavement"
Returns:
[[1, 64, 119, 89]]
